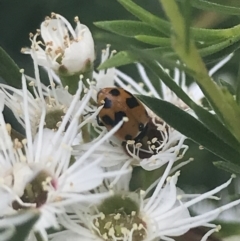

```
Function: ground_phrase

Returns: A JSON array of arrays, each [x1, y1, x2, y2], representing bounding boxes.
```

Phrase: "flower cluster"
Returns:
[[0, 13, 239, 241]]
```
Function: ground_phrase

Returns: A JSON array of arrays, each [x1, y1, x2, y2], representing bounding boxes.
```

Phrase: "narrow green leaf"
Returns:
[[135, 35, 171, 46], [178, 0, 240, 15], [199, 38, 240, 57], [160, 0, 240, 143], [160, 38, 240, 59], [213, 161, 240, 175], [6, 211, 39, 241], [137, 95, 240, 163], [191, 28, 228, 42], [0, 46, 21, 89], [203, 40, 240, 64], [117, 0, 171, 36], [94, 31, 147, 51], [94, 20, 161, 37]]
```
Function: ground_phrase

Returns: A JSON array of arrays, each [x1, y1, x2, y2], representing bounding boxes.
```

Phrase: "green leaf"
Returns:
[[199, 38, 240, 57], [94, 31, 147, 51], [203, 41, 240, 65], [160, 38, 240, 59], [178, 0, 240, 15], [117, 0, 171, 36], [135, 35, 171, 46], [213, 161, 240, 175], [94, 20, 161, 37], [0, 46, 21, 89], [4, 211, 39, 241], [137, 95, 240, 164]]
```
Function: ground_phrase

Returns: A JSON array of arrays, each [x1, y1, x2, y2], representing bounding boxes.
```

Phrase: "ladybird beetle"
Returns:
[[97, 87, 166, 159], [97, 88, 150, 141]]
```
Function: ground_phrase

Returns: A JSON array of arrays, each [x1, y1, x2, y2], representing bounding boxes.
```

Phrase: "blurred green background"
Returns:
[[1, 0, 240, 195]]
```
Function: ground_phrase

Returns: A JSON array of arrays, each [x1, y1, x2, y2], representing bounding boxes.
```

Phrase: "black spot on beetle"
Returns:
[[103, 97, 112, 108], [101, 111, 127, 128], [109, 88, 120, 96], [125, 134, 132, 140], [102, 115, 114, 126], [114, 111, 127, 126], [138, 123, 144, 131], [126, 97, 139, 109]]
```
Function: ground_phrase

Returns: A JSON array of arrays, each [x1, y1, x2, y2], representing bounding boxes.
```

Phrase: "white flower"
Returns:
[[0, 60, 89, 137], [1, 81, 77, 137], [0, 80, 129, 240], [22, 13, 95, 75], [49, 160, 240, 241]]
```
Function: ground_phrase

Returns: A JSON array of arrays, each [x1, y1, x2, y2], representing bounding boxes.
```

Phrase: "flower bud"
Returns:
[[23, 13, 95, 76]]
